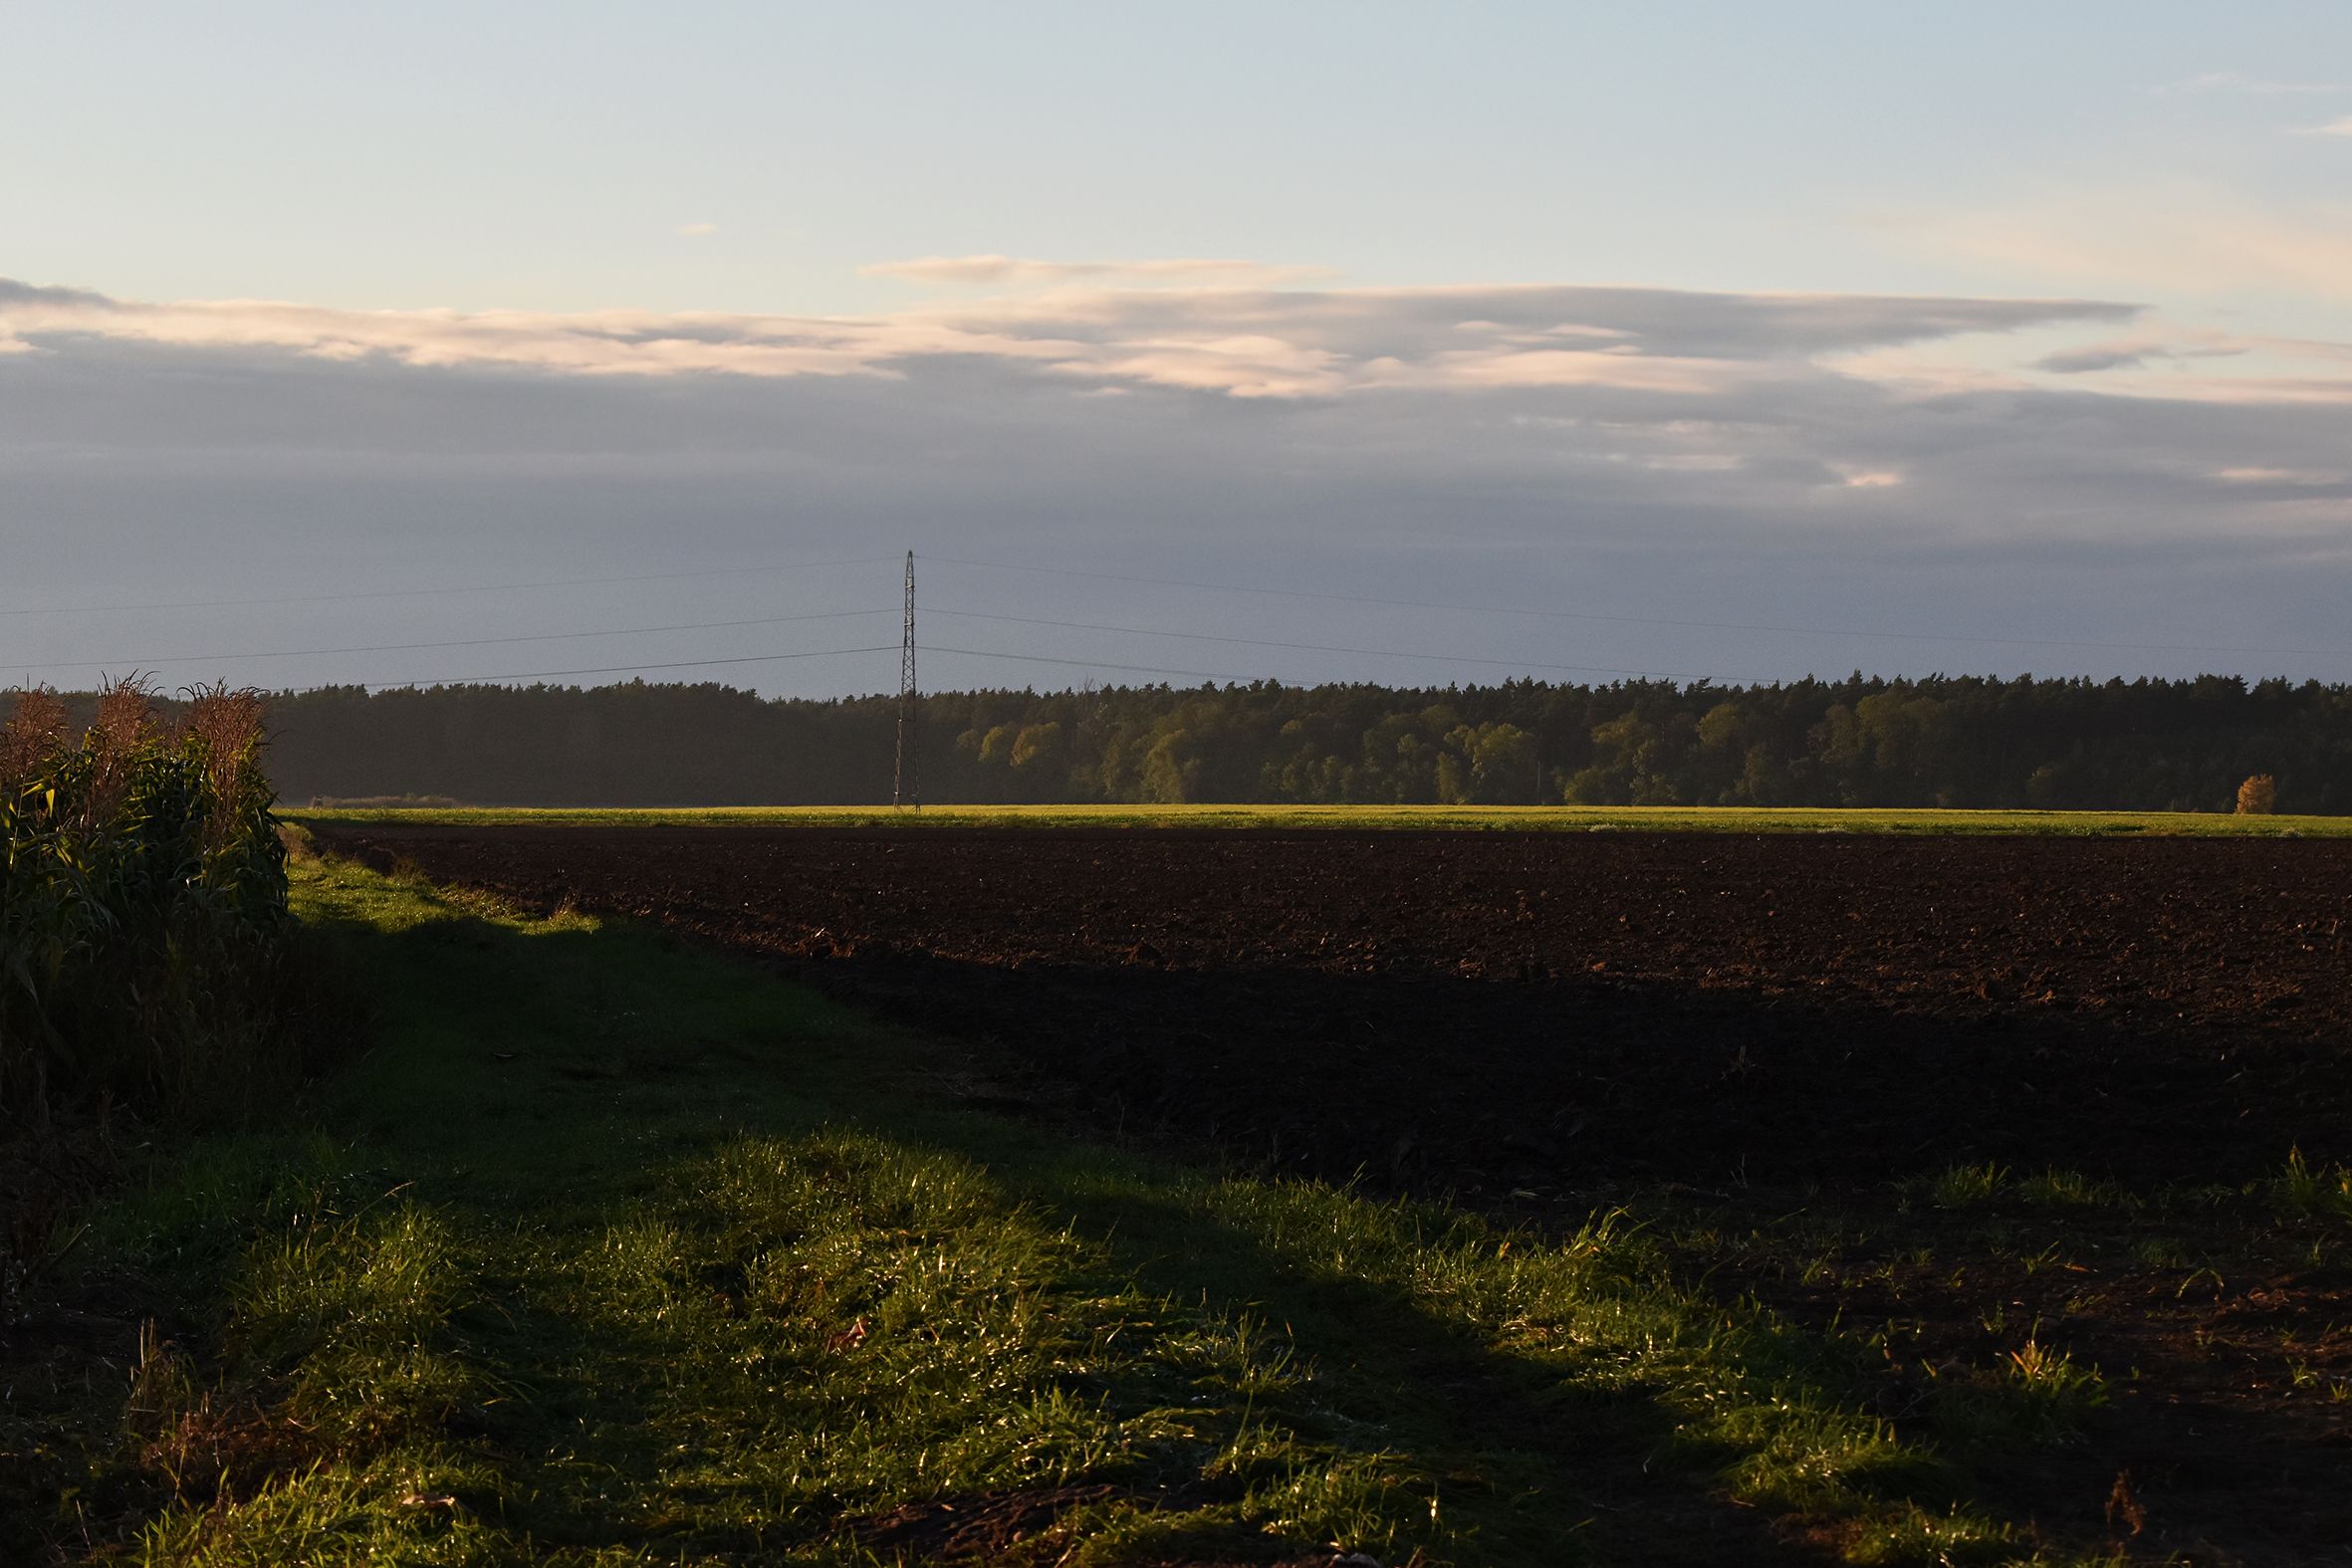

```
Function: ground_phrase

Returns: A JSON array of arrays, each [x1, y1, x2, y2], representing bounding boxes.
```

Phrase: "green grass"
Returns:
[[12, 856, 2139, 1564], [286, 801, 2350, 836]]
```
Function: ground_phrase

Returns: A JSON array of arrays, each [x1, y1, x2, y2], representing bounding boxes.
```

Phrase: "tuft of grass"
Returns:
[[2011, 1170, 2131, 1210], [2270, 1148, 2352, 1221], [1918, 1165, 2133, 1215], [1930, 1164, 2010, 1209], [1934, 1340, 2109, 1453]]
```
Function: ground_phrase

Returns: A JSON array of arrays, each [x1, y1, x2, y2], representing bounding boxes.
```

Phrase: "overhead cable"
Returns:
[[3, 608, 899, 675], [924, 605, 1702, 679], [0, 555, 901, 619], [928, 554, 2352, 661], [918, 644, 1241, 682], [364, 644, 1241, 690], [366, 645, 902, 690]]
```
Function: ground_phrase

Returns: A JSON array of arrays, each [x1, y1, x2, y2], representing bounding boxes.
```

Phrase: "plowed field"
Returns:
[[316, 822, 2352, 1189]]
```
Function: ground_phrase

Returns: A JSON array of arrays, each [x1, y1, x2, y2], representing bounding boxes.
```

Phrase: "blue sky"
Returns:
[[7, 3, 2352, 695], [13, 3, 2352, 314]]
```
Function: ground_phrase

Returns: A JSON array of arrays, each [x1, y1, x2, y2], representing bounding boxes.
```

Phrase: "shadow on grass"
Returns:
[[298, 865, 2352, 1562], [285, 829, 2352, 1565], [280, 887, 1860, 1565], [782, 948, 2352, 1564]]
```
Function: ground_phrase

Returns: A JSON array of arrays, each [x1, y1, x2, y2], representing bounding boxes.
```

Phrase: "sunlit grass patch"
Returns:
[[228, 1204, 483, 1448], [1836, 1501, 2124, 1568], [133, 1452, 504, 1568], [572, 1138, 1157, 1510], [95, 1174, 503, 1563], [1173, 1178, 1993, 1541]]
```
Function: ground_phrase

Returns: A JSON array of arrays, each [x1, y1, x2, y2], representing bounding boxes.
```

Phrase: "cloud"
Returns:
[[1373, 346, 1764, 396], [2104, 373, 2352, 407], [2293, 114, 2352, 136], [1837, 311, 2352, 408], [2035, 343, 2158, 374], [2030, 333, 2250, 374], [14, 268, 2352, 690], [0, 279, 111, 307], [1048, 334, 1354, 398], [678, 222, 720, 237], [0, 276, 2131, 400], [859, 254, 1333, 288], [2162, 71, 2351, 96], [2216, 466, 2344, 485]]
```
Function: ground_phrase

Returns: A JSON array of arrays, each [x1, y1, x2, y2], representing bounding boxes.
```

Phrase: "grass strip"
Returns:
[[284, 802, 2348, 836], [11, 853, 2127, 1565]]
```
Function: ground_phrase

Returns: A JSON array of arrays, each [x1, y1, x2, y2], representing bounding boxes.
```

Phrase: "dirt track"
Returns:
[[314, 823, 2352, 1194]]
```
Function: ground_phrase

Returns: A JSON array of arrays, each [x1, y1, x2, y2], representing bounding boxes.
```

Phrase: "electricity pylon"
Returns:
[[893, 551, 918, 809]]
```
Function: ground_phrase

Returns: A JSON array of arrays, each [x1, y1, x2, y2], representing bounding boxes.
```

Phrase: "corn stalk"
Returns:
[[1, 682, 291, 1122]]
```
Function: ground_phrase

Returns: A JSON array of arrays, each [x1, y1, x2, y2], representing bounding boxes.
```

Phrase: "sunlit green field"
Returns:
[[286, 800, 2350, 835]]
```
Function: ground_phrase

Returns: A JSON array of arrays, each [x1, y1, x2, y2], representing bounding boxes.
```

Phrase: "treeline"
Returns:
[[180, 673, 2352, 812]]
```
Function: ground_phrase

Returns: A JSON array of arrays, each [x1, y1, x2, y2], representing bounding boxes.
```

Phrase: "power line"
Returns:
[[29, 544, 2336, 701], [366, 645, 901, 690], [925, 605, 1703, 679], [928, 554, 2352, 662], [363, 643, 1239, 691], [0, 555, 901, 620], [0, 608, 901, 676], [19, 542, 2350, 664], [919, 644, 1243, 682]]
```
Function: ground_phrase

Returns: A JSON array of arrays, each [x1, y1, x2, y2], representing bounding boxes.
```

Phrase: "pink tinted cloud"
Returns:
[[0, 274, 2136, 404]]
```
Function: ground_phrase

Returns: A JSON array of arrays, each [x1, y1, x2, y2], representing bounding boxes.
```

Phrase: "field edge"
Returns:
[[285, 801, 2350, 836]]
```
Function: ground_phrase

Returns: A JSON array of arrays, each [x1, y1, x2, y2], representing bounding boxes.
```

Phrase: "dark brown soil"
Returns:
[[312, 822, 2352, 1565], [845, 1481, 1353, 1566], [847, 1483, 1120, 1560], [318, 824, 2352, 1188]]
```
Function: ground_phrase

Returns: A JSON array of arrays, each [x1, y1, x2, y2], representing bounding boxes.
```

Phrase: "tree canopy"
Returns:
[[174, 673, 2352, 812]]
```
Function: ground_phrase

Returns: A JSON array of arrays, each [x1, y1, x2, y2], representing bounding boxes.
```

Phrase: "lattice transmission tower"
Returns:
[[893, 551, 918, 809]]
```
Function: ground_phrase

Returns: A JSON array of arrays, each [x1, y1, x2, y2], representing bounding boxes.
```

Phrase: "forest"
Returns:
[[70, 672, 2350, 812]]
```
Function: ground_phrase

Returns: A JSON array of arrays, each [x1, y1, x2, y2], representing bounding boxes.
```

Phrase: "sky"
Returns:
[[7, 1, 2352, 697]]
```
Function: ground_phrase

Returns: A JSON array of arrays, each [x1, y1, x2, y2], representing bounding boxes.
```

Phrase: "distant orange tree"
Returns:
[[2236, 774, 2278, 814]]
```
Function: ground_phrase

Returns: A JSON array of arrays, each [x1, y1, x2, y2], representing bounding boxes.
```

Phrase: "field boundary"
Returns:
[[285, 801, 2352, 835]]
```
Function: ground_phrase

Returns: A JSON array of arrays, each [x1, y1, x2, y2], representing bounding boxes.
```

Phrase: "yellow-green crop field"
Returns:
[[285, 800, 2352, 835]]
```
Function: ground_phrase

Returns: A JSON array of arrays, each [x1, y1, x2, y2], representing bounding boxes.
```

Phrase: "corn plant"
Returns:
[[0, 679, 291, 1123]]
